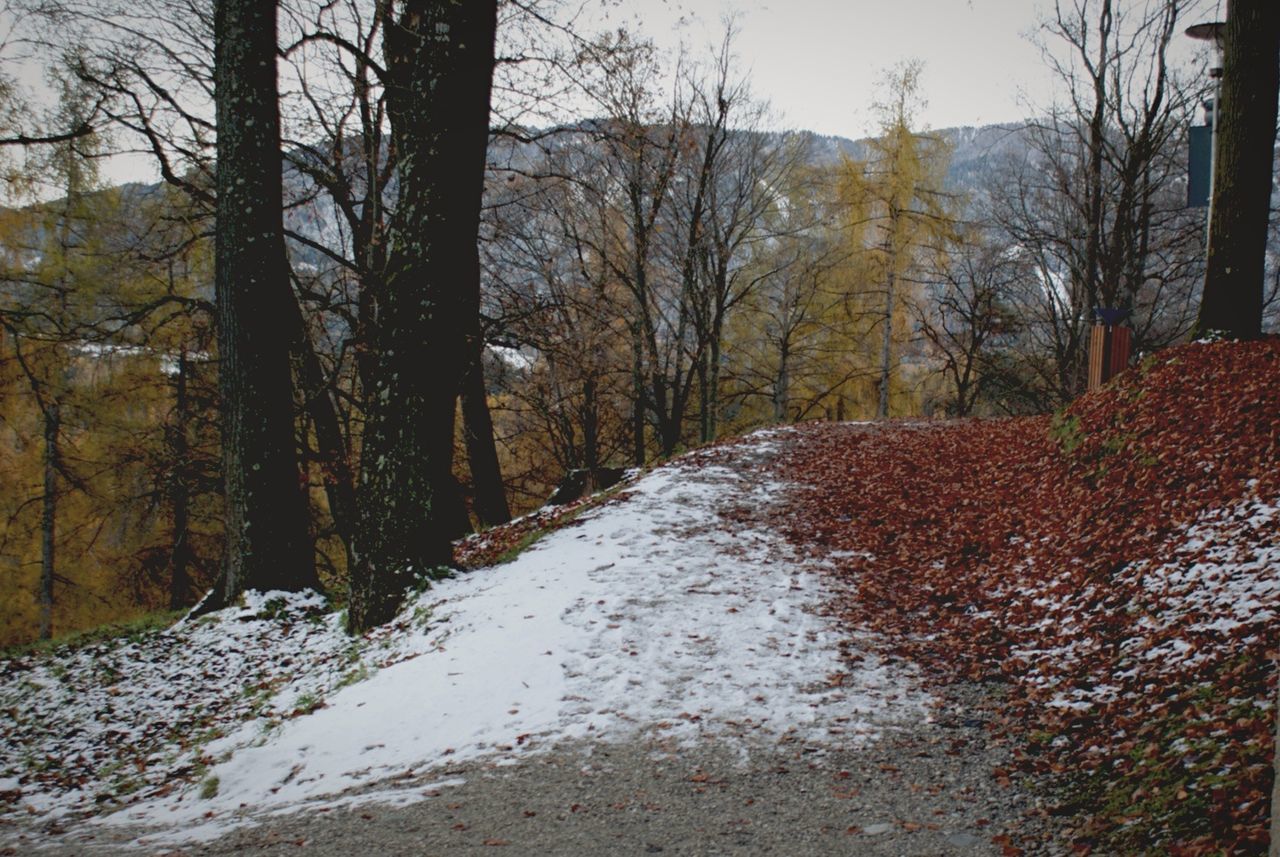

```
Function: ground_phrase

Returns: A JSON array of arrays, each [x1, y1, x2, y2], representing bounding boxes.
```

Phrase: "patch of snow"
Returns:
[[1007, 491, 1280, 707], [2, 431, 926, 846], [487, 344, 534, 371]]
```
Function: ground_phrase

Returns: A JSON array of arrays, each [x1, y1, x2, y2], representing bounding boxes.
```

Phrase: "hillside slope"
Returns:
[[4, 434, 944, 853], [777, 339, 1280, 853], [2, 340, 1275, 855]]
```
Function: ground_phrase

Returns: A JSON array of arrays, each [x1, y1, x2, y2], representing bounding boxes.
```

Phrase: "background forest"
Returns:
[[0, 0, 1276, 644]]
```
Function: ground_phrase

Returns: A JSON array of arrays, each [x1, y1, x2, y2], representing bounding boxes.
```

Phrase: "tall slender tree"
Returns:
[[347, 0, 498, 632], [209, 0, 317, 604], [1196, 0, 1280, 340], [0, 57, 103, 639], [841, 61, 956, 420]]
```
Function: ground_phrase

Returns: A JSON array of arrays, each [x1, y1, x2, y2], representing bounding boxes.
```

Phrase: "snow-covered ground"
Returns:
[[1, 431, 927, 847]]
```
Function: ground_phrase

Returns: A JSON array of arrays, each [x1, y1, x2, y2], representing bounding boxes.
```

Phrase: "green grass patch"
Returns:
[[1048, 669, 1273, 855], [0, 609, 186, 660], [1049, 411, 1084, 456]]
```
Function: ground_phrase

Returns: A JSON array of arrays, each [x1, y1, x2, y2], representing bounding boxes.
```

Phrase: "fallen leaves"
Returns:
[[774, 339, 1280, 853]]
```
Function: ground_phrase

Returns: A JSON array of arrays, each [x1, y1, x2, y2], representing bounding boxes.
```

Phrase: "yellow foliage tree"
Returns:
[[830, 61, 958, 420]]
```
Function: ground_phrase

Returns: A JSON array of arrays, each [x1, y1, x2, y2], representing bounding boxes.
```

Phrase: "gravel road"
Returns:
[[14, 682, 1063, 856]]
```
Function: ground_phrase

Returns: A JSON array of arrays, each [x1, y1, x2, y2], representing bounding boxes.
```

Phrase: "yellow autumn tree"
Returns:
[[830, 61, 958, 419]]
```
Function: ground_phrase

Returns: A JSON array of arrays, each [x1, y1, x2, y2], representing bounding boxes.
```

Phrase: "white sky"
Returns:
[[585, 0, 1219, 138], [587, 0, 1056, 137]]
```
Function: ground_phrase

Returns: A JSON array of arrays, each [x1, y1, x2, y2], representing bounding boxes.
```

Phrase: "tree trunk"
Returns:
[[461, 342, 511, 527], [38, 401, 58, 641], [168, 352, 192, 610], [212, 0, 317, 604], [697, 351, 711, 444], [581, 378, 599, 472], [878, 255, 897, 420], [631, 343, 646, 467], [286, 287, 358, 568], [1082, 0, 1113, 310], [348, 0, 498, 632], [774, 340, 790, 423], [706, 318, 724, 442], [1197, 0, 1280, 339], [658, 409, 682, 458]]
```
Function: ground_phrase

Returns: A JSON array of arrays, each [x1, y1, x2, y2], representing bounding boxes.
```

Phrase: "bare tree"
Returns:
[[916, 227, 1024, 416], [993, 0, 1206, 403], [674, 29, 808, 442]]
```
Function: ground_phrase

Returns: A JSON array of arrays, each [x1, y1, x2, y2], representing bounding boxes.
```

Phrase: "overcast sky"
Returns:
[[585, 0, 1219, 138], [9, 0, 1222, 189]]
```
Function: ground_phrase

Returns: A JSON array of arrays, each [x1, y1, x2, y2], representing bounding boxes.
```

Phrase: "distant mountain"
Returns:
[[803, 123, 1032, 195], [3, 122, 1027, 281]]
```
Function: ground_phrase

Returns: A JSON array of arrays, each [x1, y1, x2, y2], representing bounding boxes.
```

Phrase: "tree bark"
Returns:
[[631, 343, 646, 467], [878, 243, 898, 420], [773, 340, 790, 423], [212, 0, 317, 604], [581, 378, 599, 472], [1197, 0, 1280, 339], [1082, 0, 1113, 310], [697, 351, 711, 444], [348, 0, 498, 632], [706, 315, 724, 441]]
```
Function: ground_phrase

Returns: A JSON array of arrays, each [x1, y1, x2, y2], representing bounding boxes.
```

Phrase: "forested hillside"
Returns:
[[0, 0, 1275, 778], [1, 339, 1275, 856]]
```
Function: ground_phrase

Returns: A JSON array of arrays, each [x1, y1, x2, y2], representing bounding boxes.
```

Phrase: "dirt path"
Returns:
[[5, 429, 1065, 856], [18, 683, 1058, 856]]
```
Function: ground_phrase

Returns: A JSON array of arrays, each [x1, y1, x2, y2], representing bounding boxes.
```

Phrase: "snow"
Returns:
[[1, 430, 925, 846], [487, 344, 534, 371], [1138, 498, 1280, 636], [1006, 490, 1280, 709]]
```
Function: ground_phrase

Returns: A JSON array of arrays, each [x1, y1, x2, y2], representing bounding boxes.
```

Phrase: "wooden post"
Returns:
[[1087, 323, 1132, 391]]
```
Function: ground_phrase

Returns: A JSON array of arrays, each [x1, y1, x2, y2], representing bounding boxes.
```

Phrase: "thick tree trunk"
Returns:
[[1197, 0, 1280, 339], [658, 410, 681, 458], [212, 0, 317, 604], [348, 0, 498, 632], [461, 342, 511, 527], [38, 402, 58, 640]]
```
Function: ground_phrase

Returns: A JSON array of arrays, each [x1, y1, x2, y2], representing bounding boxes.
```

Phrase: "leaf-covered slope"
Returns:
[[777, 339, 1280, 853]]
